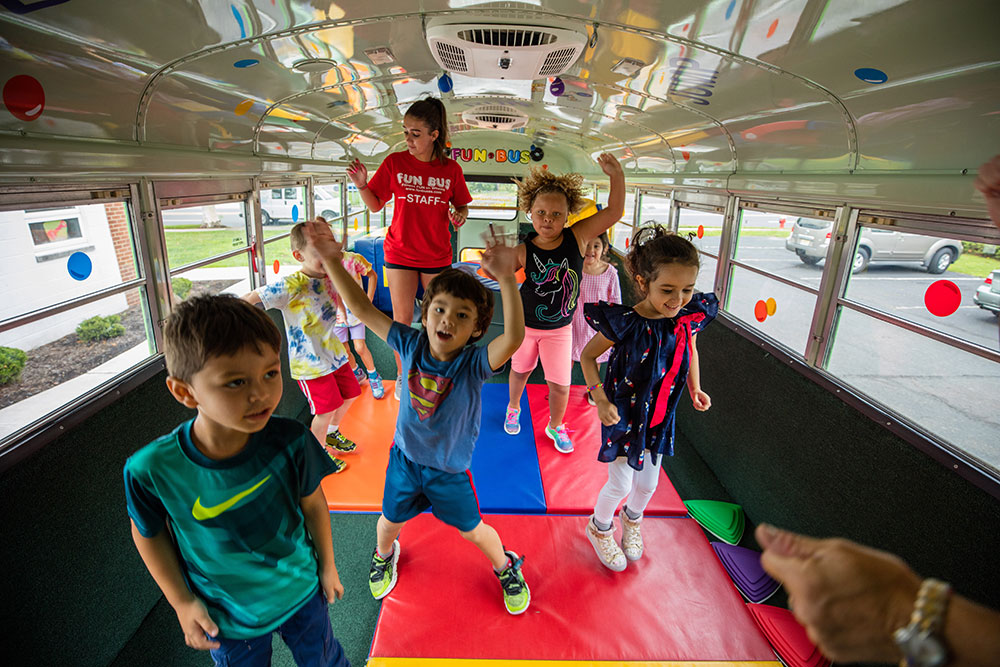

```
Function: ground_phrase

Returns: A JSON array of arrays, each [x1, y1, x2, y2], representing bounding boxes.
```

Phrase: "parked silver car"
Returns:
[[974, 270, 1000, 316], [785, 218, 962, 273]]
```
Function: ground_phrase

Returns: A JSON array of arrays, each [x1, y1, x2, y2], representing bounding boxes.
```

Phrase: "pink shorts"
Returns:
[[297, 364, 361, 415], [510, 324, 573, 386]]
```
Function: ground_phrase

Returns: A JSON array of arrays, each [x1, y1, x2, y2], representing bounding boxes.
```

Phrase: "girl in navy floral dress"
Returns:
[[579, 226, 718, 571]]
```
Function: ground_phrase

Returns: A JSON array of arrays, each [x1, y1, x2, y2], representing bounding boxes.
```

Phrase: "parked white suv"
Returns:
[[785, 218, 962, 273]]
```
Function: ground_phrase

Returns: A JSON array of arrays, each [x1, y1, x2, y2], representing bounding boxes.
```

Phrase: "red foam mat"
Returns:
[[370, 514, 774, 662], [526, 384, 686, 516]]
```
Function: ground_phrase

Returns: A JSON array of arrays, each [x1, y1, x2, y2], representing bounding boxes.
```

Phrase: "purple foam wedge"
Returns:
[[711, 542, 781, 603]]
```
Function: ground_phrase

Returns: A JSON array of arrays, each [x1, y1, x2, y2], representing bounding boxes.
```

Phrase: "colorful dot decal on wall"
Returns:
[[67, 252, 92, 281], [754, 300, 768, 322], [273, 259, 280, 274], [291, 204, 299, 222], [924, 280, 961, 317], [234, 59, 259, 69], [437, 73, 453, 93], [681, 150, 691, 161], [234, 99, 254, 116], [766, 297, 777, 316], [354, 218, 358, 231], [726, 0, 736, 20], [3, 74, 45, 122], [625, 236, 630, 248], [697, 225, 704, 238], [550, 77, 565, 96], [854, 67, 888, 84], [766, 19, 779, 38], [488, 152, 494, 159]]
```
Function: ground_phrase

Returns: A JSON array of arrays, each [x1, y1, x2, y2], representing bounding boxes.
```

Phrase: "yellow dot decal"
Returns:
[[766, 297, 776, 316], [235, 99, 253, 116], [354, 218, 358, 230]]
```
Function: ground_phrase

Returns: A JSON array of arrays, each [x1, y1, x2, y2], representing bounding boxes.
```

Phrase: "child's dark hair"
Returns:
[[593, 232, 611, 261], [164, 294, 282, 382], [406, 97, 450, 165], [516, 167, 588, 214], [626, 225, 700, 290], [419, 268, 493, 344]]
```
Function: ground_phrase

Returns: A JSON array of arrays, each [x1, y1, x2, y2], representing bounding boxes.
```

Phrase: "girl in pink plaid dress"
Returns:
[[571, 233, 621, 405]]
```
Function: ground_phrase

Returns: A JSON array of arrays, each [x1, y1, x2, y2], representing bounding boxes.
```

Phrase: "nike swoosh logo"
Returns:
[[192, 475, 271, 521]]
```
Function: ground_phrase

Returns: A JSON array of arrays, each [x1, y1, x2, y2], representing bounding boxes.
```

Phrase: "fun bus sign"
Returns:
[[446, 144, 545, 165]]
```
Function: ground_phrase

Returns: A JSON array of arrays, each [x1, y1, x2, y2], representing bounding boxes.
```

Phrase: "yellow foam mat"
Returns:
[[367, 660, 782, 667]]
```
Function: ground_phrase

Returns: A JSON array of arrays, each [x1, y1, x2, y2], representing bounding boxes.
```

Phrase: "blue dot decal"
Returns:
[[726, 0, 736, 20], [67, 252, 92, 281], [550, 77, 564, 96], [854, 67, 887, 84], [234, 59, 259, 69], [231, 5, 246, 39], [437, 73, 453, 93], [291, 204, 299, 222]]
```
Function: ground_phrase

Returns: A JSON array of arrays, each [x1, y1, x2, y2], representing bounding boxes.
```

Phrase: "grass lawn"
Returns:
[[949, 253, 1000, 277], [165, 229, 297, 269]]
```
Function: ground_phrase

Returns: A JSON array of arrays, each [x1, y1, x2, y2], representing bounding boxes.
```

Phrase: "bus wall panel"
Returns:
[[674, 323, 1000, 609]]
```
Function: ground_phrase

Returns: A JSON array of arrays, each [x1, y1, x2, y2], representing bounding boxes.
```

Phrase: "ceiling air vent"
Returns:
[[461, 104, 529, 130], [427, 23, 586, 79]]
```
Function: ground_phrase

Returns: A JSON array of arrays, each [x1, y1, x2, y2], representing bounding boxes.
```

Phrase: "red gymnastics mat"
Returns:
[[525, 384, 686, 516], [369, 514, 775, 662], [321, 380, 398, 512]]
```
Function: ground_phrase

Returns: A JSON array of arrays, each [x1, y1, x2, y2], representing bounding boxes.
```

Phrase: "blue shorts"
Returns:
[[382, 445, 482, 532], [209, 588, 348, 667]]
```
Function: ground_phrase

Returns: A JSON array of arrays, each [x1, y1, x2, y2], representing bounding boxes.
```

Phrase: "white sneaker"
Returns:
[[620, 510, 644, 561], [586, 515, 627, 572]]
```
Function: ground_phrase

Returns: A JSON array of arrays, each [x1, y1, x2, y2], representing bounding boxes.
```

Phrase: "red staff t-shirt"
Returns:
[[367, 151, 472, 267]]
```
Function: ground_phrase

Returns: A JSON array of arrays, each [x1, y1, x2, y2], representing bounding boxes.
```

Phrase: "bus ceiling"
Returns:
[[0, 1, 996, 208]]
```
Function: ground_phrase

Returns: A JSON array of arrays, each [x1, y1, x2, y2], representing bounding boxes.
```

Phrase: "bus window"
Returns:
[[162, 200, 253, 297], [0, 198, 154, 448], [260, 186, 305, 227], [678, 207, 723, 295], [314, 183, 343, 222], [599, 186, 637, 253], [467, 182, 518, 221]]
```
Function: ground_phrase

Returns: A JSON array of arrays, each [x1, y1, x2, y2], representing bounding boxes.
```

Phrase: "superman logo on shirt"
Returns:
[[407, 370, 453, 421]]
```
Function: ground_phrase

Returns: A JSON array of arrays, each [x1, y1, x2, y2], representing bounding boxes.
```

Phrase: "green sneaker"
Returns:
[[326, 430, 356, 452], [323, 450, 348, 473], [369, 540, 400, 600], [496, 549, 530, 615]]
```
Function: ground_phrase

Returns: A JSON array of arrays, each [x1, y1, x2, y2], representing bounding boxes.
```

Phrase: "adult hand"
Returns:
[[303, 219, 344, 264], [973, 155, 1000, 229], [756, 523, 920, 662], [690, 388, 711, 411], [347, 159, 368, 189], [596, 398, 620, 426], [449, 207, 467, 229], [597, 152, 624, 179], [174, 597, 221, 650]]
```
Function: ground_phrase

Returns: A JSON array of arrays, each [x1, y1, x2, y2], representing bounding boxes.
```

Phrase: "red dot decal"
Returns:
[[625, 236, 630, 248], [767, 19, 778, 38], [273, 259, 280, 274], [697, 225, 704, 238], [4, 75, 45, 122], [682, 150, 690, 160], [924, 280, 961, 317], [753, 300, 768, 322]]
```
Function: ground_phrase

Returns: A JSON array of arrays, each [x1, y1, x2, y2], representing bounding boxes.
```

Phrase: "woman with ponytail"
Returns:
[[348, 97, 472, 399]]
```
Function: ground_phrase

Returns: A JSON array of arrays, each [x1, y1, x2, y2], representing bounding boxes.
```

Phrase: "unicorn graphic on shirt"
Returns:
[[530, 254, 579, 323]]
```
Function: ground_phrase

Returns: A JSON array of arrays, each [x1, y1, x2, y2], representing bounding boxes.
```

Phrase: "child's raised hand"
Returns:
[[480, 242, 517, 279], [303, 219, 344, 263], [690, 389, 711, 411], [597, 398, 620, 426], [347, 158, 368, 188], [596, 152, 624, 179], [175, 597, 220, 650]]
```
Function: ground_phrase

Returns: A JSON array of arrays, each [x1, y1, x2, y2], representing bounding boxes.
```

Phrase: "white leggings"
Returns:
[[593, 455, 661, 526]]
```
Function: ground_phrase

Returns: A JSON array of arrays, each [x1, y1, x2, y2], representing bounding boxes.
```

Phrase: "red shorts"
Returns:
[[297, 364, 361, 415]]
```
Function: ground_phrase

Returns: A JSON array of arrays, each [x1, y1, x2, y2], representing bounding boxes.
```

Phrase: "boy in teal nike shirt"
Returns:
[[124, 295, 349, 666]]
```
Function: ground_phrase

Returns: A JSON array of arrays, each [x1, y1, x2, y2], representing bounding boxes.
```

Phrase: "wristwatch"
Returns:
[[892, 578, 951, 667]]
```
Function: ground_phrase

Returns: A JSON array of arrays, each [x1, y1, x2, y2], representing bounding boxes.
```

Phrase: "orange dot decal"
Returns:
[[273, 259, 280, 273], [235, 99, 254, 115], [3, 74, 45, 122], [353, 218, 358, 230], [766, 297, 777, 316], [767, 19, 778, 38], [924, 280, 961, 317], [697, 225, 704, 238], [754, 300, 768, 322]]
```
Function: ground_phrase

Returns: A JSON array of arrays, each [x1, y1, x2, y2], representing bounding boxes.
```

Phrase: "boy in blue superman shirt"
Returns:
[[303, 219, 532, 615], [123, 295, 349, 666]]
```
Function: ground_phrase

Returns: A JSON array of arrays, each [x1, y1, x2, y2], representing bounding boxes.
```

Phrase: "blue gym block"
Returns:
[[469, 383, 547, 513]]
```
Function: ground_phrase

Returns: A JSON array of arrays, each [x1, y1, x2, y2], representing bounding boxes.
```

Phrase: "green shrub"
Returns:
[[172, 276, 193, 300], [0, 346, 28, 385], [76, 315, 125, 343]]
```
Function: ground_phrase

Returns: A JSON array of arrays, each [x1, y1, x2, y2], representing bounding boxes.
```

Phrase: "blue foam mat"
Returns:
[[469, 383, 547, 513]]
